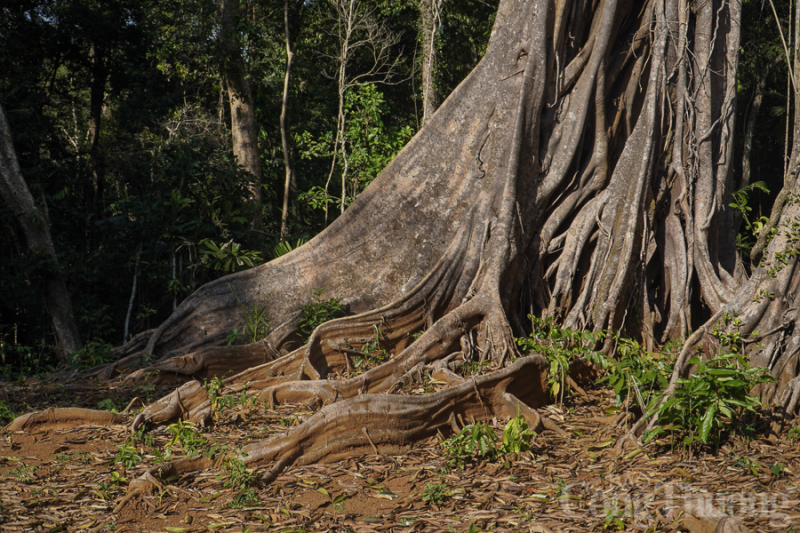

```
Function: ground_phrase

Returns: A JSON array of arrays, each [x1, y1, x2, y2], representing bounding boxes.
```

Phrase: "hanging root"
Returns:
[[128, 355, 556, 492]]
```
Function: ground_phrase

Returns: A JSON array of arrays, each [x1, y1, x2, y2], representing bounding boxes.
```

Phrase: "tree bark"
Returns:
[[0, 101, 82, 357], [220, 0, 264, 227], [279, 0, 296, 242]]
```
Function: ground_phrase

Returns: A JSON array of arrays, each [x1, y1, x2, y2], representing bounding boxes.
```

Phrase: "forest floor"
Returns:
[[0, 375, 799, 533]]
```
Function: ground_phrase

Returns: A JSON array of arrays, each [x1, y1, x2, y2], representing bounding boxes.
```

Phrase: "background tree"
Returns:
[[0, 101, 82, 358], [219, 0, 264, 227]]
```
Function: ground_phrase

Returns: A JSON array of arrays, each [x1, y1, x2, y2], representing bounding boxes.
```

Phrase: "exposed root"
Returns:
[[129, 355, 551, 492], [4, 408, 125, 432], [132, 381, 211, 431]]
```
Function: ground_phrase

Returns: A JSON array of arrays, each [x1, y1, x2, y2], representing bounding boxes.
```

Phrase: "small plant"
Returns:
[[69, 340, 115, 370], [135, 376, 157, 403], [603, 499, 625, 530], [97, 398, 123, 413], [643, 353, 776, 452], [421, 483, 450, 506], [273, 238, 306, 259], [347, 328, 391, 373], [223, 456, 256, 490], [441, 421, 499, 469], [229, 488, 259, 509], [165, 420, 208, 456], [199, 238, 262, 272], [732, 454, 761, 476], [771, 462, 786, 478], [597, 338, 672, 412], [299, 288, 346, 342], [0, 399, 14, 424], [516, 315, 601, 404], [501, 412, 536, 454], [6, 462, 36, 484], [317, 488, 346, 517], [243, 304, 271, 343], [114, 442, 142, 469], [205, 376, 224, 412]]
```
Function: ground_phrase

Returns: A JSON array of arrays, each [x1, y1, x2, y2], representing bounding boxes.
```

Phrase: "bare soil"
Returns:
[[1, 378, 799, 532]]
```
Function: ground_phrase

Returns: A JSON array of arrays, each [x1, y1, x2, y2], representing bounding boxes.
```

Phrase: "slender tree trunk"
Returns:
[[0, 102, 82, 358], [279, 0, 296, 242], [220, 0, 263, 227], [88, 44, 107, 249], [419, 0, 441, 123]]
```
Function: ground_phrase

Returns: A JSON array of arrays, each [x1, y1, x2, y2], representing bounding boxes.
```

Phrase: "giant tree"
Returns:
[[30, 0, 800, 484]]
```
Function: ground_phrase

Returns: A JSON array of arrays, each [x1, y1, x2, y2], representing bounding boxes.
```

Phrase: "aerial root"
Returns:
[[4, 408, 126, 432], [777, 375, 800, 418], [127, 355, 552, 494]]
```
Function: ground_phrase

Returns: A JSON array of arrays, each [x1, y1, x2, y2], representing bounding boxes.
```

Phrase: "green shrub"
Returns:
[[441, 421, 499, 469], [597, 337, 672, 411], [69, 340, 115, 370], [299, 288, 346, 342], [643, 353, 775, 451], [0, 399, 14, 425], [502, 413, 536, 454], [421, 483, 450, 506], [516, 315, 601, 404]]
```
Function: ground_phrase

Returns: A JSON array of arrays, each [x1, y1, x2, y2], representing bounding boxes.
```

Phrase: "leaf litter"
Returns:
[[0, 378, 798, 532]]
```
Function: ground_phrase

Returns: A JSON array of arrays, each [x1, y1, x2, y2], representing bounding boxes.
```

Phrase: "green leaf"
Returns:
[[699, 404, 716, 443]]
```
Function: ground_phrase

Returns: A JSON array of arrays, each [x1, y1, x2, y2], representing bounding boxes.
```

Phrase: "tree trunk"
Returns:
[[0, 101, 82, 358], [220, 0, 263, 227], [88, 43, 107, 249], [419, 0, 441, 122], [64, 0, 800, 482], [279, 0, 296, 242]]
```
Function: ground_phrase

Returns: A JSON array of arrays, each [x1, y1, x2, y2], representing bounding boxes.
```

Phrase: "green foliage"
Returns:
[[298, 288, 346, 342], [223, 456, 256, 490], [69, 340, 115, 370], [204, 376, 224, 412], [342, 84, 415, 196], [603, 500, 626, 530], [6, 462, 37, 484], [243, 305, 271, 344], [643, 353, 776, 451], [733, 454, 761, 476], [229, 488, 259, 509], [441, 421, 499, 470], [316, 488, 346, 517], [114, 442, 142, 469], [346, 327, 391, 373], [273, 239, 307, 259], [516, 315, 601, 404], [596, 338, 672, 411], [166, 420, 208, 456], [97, 398, 124, 413], [501, 413, 536, 455], [421, 483, 450, 506], [0, 399, 14, 425], [199, 239, 262, 273]]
